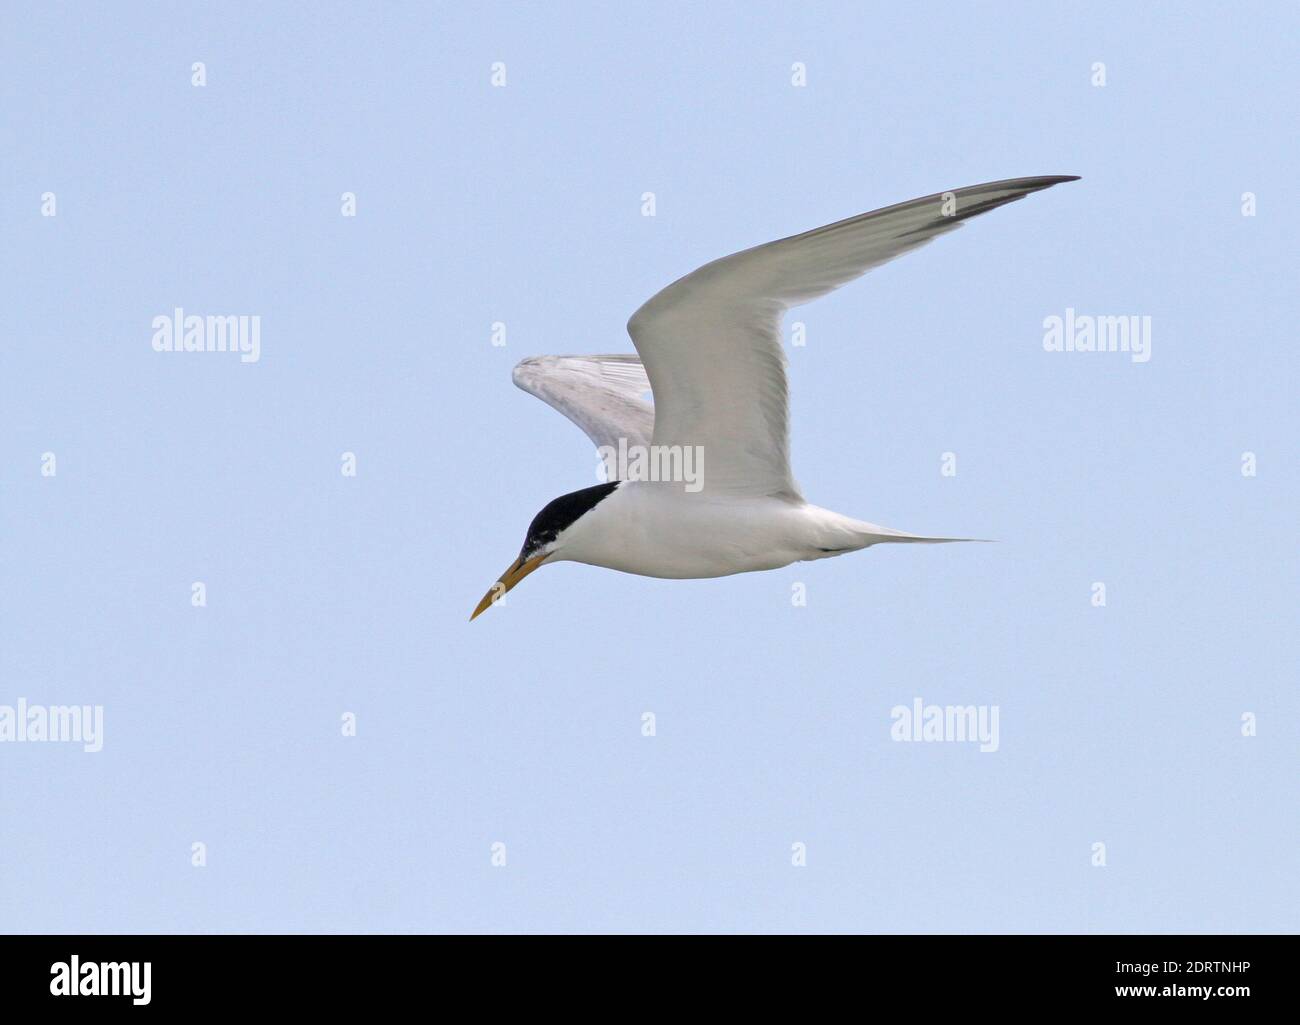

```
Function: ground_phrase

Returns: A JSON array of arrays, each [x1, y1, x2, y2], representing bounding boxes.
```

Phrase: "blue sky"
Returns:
[[1, 2, 1296, 933]]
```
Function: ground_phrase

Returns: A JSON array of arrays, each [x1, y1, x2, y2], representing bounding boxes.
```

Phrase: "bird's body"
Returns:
[[547, 483, 886, 579], [473, 175, 1079, 618]]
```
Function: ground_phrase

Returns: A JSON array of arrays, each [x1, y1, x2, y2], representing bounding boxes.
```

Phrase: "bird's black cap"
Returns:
[[520, 482, 620, 559]]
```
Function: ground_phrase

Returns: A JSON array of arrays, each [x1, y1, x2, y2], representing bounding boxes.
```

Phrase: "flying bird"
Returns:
[[472, 175, 1079, 619]]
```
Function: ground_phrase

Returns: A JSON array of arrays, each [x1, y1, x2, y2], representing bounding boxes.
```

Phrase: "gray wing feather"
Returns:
[[512, 355, 655, 460], [626, 176, 1079, 497]]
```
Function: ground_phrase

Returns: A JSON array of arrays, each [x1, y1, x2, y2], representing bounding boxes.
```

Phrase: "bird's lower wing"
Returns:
[[512, 354, 655, 463], [626, 176, 1079, 497]]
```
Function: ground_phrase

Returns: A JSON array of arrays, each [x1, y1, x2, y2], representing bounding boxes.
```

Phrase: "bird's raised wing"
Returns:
[[512, 355, 655, 458], [626, 175, 1079, 497]]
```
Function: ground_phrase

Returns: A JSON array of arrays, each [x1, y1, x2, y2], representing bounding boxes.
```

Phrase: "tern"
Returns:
[[472, 175, 1078, 619]]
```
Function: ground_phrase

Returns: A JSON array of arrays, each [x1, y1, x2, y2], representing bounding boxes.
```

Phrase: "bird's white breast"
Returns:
[[553, 482, 836, 579]]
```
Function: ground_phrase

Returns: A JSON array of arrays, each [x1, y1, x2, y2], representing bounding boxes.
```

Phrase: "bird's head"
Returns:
[[470, 482, 620, 620]]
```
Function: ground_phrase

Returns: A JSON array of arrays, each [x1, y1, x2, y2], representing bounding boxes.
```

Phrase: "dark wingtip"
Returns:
[[1013, 175, 1081, 192]]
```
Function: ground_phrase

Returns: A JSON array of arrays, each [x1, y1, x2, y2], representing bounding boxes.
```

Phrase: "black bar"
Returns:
[[0, 934, 1287, 1012]]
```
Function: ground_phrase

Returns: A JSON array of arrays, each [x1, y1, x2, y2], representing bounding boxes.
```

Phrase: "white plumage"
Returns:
[[474, 176, 1078, 617], [512, 354, 653, 454]]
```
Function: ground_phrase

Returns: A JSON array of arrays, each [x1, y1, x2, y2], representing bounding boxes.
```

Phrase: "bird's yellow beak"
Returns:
[[470, 553, 548, 621]]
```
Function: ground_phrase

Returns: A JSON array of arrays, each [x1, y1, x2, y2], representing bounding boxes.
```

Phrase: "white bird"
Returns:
[[473, 175, 1079, 619]]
